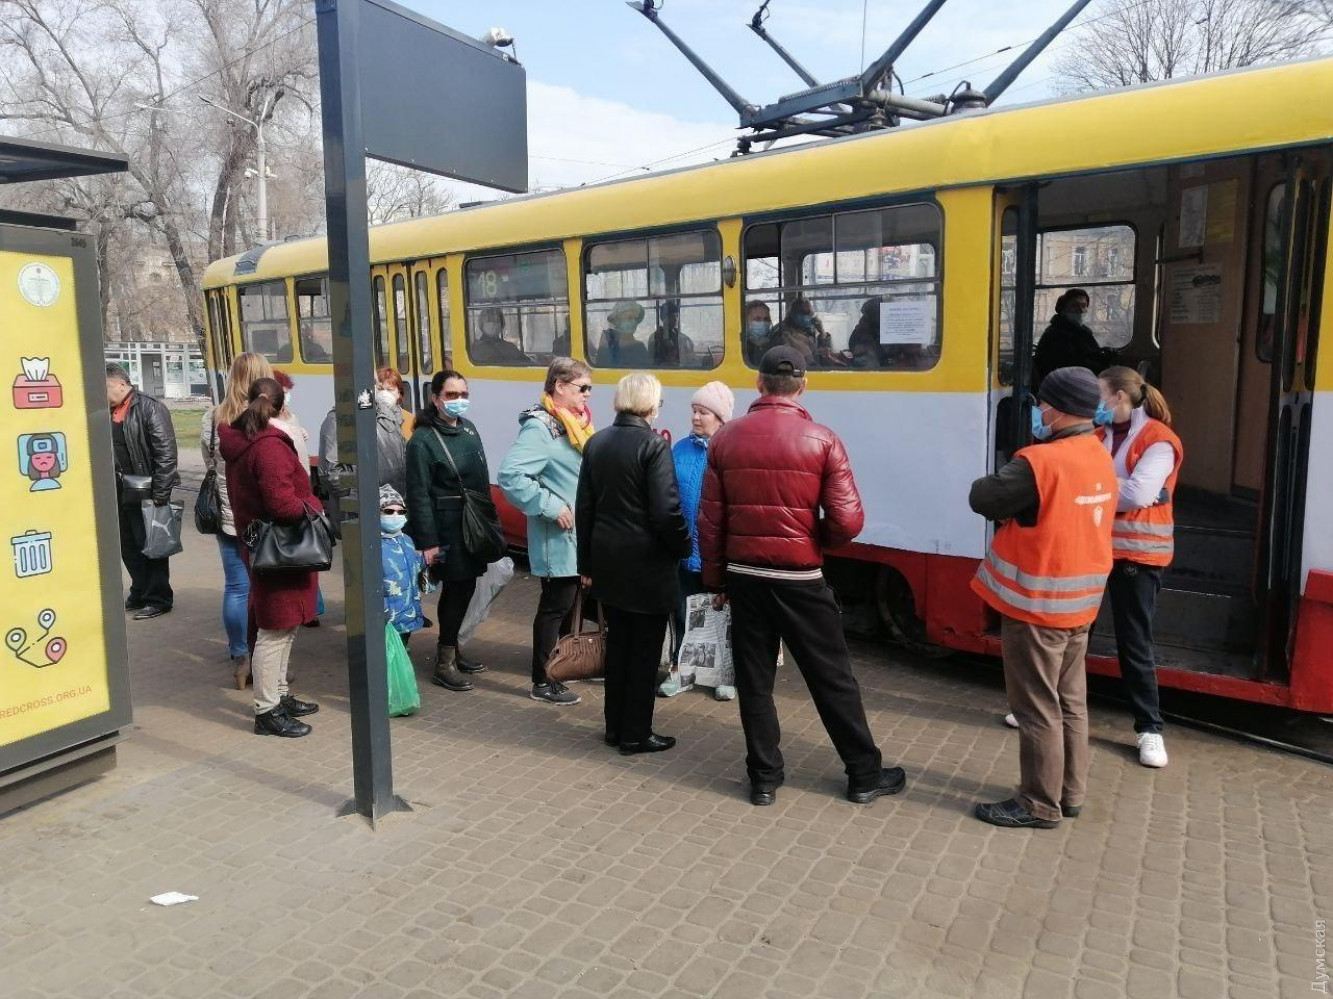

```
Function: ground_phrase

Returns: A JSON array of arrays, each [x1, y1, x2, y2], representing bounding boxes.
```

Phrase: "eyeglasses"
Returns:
[[441, 390, 470, 400]]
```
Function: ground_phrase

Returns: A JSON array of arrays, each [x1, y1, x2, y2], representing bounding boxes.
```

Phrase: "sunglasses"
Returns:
[[571, 383, 593, 394]]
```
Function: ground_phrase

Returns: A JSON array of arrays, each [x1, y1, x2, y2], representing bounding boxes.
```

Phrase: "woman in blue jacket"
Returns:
[[665, 381, 735, 697], [498, 357, 596, 707]]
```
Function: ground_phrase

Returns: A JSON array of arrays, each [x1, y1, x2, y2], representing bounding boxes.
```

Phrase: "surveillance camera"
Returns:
[[244, 168, 257, 179], [482, 27, 513, 47]]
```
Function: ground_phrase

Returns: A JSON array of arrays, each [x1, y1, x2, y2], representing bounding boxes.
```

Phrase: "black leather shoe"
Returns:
[[133, 605, 171, 620], [848, 767, 908, 804], [254, 708, 311, 738], [619, 734, 676, 756], [280, 694, 319, 717], [604, 731, 619, 747], [125, 598, 145, 611], [750, 787, 777, 807], [457, 649, 486, 674], [974, 797, 1059, 829], [1061, 803, 1082, 819]]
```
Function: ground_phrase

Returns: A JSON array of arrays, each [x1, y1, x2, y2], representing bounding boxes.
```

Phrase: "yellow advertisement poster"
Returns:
[[0, 250, 111, 747]]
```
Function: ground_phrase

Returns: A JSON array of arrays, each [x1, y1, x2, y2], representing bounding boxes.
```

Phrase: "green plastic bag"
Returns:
[[386, 624, 421, 717]]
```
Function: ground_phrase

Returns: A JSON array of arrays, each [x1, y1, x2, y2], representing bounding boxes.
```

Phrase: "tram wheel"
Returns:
[[875, 567, 951, 660]]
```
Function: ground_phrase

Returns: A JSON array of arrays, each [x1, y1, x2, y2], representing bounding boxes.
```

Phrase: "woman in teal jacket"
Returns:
[[498, 358, 595, 706]]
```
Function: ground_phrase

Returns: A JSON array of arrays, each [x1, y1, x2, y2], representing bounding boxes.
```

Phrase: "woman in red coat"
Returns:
[[219, 377, 323, 738]]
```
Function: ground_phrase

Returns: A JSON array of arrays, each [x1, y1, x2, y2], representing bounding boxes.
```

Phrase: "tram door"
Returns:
[[1257, 160, 1328, 677], [991, 185, 1040, 465], [371, 261, 434, 413]]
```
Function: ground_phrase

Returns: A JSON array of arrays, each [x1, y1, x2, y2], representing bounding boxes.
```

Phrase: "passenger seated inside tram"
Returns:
[[300, 322, 333, 363], [743, 300, 773, 366], [551, 314, 572, 357], [469, 307, 530, 365], [847, 297, 884, 369], [647, 301, 697, 368], [594, 300, 652, 368], [770, 298, 845, 369]]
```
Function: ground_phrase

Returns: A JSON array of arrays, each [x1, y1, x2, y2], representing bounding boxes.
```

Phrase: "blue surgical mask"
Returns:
[[1063, 308, 1087, 326], [1030, 405, 1053, 441], [442, 398, 470, 419], [380, 514, 407, 534], [746, 320, 771, 342], [793, 313, 814, 330], [1093, 401, 1114, 427]]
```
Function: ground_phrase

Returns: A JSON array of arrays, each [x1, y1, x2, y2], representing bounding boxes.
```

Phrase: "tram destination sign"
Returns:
[[355, 0, 527, 192]]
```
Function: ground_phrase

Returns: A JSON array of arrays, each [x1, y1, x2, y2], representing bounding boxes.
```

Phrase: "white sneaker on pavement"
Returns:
[[1002, 713, 1019, 729], [1137, 732, 1168, 768]]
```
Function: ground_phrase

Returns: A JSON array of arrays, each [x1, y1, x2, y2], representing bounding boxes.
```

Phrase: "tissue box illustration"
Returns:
[[13, 357, 62, 410]]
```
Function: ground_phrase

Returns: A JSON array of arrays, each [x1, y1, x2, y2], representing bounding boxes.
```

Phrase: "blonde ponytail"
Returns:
[[1099, 365, 1172, 426]]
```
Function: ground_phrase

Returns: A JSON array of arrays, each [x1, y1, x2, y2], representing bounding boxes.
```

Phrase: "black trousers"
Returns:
[[118, 503, 173, 610], [671, 568, 706, 665], [436, 577, 478, 648], [1107, 560, 1165, 734], [728, 574, 882, 790], [532, 576, 580, 684], [604, 606, 668, 745]]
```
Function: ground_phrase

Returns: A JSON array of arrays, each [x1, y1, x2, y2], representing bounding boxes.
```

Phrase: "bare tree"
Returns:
[[366, 161, 455, 225], [1056, 0, 1323, 91]]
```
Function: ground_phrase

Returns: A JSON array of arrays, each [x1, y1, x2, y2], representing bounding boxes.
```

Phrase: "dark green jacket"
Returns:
[[405, 407, 492, 581]]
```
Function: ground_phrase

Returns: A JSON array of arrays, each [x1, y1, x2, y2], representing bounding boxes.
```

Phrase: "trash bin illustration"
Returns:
[[11, 529, 53, 578]]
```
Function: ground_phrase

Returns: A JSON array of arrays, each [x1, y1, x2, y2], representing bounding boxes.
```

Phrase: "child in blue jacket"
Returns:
[[380, 485, 430, 645]]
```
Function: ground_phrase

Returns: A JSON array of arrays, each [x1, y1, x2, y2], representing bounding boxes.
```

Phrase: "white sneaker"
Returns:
[[1002, 713, 1019, 729], [1137, 732, 1168, 768], [714, 685, 736, 701]]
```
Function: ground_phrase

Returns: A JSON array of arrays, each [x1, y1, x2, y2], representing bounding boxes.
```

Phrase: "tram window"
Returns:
[[416, 271, 434, 374], [238, 281, 293, 363], [393, 274, 411, 374], [742, 203, 942, 370], [1034, 224, 1136, 349], [295, 276, 333, 364], [206, 292, 233, 370], [584, 229, 724, 370], [372, 275, 389, 367], [464, 248, 567, 366], [436, 268, 451, 370], [1258, 184, 1286, 363], [998, 208, 1019, 386]]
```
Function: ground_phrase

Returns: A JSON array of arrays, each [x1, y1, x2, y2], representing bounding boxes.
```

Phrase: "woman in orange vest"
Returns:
[[1097, 366, 1182, 770]]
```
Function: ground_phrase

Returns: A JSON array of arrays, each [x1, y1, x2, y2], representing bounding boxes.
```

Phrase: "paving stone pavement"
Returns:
[[2, 527, 1331, 999]]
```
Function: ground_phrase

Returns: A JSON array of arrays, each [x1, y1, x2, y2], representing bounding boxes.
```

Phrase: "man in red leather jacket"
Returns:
[[699, 347, 907, 807]]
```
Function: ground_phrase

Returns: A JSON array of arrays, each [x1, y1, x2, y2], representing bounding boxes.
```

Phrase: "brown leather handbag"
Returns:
[[545, 588, 605, 682]]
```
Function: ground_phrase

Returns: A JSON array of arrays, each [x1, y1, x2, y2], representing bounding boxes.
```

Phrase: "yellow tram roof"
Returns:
[[203, 56, 1333, 289]]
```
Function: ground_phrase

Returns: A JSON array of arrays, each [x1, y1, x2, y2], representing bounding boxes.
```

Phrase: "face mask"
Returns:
[[614, 318, 639, 335], [374, 389, 398, 409], [481, 322, 501, 337], [793, 313, 814, 330], [1030, 405, 1054, 441], [380, 514, 407, 534], [746, 320, 771, 342], [1093, 400, 1114, 427], [1063, 308, 1087, 326], [442, 398, 470, 419]]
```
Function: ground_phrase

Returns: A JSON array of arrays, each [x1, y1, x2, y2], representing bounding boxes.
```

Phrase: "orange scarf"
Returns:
[[542, 393, 594, 452]]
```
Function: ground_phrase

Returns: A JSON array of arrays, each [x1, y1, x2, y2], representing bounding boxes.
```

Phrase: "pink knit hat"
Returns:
[[691, 381, 735, 423]]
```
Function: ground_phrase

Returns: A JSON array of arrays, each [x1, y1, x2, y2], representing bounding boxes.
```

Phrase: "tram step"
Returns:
[[1168, 528, 1256, 592], [1095, 585, 1256, 654]]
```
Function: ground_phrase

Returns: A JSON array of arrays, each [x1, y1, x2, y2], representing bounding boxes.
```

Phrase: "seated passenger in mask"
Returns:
[[470, 307, 531, 365], [647, 301, 696, 368], [594, 301, 652, 369], [743, 300, 773, 366]]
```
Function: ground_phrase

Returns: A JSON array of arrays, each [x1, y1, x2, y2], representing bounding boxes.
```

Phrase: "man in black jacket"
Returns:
[[107, 364, 179, 619], [1033, 288, 1118, 386]]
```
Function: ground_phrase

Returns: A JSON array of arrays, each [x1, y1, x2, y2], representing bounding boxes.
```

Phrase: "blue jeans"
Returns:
[[218, 534, 250, 658]]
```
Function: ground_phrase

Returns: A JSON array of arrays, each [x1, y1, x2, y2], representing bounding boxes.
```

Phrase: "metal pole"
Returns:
[[315, 0, 408, 826], [255, 121, 268, 243], [983, 0, 1094, 104], [859, 0, 949, 92]]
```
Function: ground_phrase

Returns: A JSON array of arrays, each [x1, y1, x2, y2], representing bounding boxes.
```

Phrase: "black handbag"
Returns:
[[119, 473, 153, 506], [430, 429, 507, 564], [195, 417, 222, 535], [243, 501, 337, 574]]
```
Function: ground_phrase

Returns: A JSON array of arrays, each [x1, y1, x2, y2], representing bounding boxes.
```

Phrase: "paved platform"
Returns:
[[2, 524, 1331, 999]]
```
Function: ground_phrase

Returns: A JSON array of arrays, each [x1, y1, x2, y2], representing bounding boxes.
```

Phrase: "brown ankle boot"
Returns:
[[431, 646, 473, 691]]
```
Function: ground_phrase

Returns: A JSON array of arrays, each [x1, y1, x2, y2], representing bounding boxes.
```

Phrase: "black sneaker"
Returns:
[[847, 767, 907, 804], [280, 694, 319, 717], [974, 797, 1059, 829], [254, 708, 311, 738], [1061, 803, 1082, 819], [531, 682, 580, 705]]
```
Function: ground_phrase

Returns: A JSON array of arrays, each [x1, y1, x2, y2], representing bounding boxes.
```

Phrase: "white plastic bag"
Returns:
[[457, 557, 514, 645], [681, 593, 733, 691]]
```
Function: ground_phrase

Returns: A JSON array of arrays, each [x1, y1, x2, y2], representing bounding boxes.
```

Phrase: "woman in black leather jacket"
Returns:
[[577, 373, 691, 756]]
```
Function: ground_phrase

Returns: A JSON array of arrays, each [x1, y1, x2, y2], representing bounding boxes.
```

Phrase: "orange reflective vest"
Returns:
[[1104, 419, 1182, 567], [972, 433, 1116, 629]]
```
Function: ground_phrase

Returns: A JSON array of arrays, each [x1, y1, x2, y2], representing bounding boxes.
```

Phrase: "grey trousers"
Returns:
[[1001, 615, 1091, 822], [252, 626, 297, 714]]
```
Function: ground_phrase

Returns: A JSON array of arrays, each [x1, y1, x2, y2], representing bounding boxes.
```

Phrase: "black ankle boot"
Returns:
[[254, 708, 312, 738]]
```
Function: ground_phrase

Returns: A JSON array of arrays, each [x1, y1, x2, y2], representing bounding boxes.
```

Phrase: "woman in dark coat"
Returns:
[[577, 373, 691, 755], [1033, 287, 1118, 385], [218, 377, 323, 738], [405, 369, 493, 692]]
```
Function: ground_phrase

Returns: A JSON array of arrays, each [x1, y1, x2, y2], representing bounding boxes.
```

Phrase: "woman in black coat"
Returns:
[[405, 369, 493, 692], [577, 372, 691, 755]]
